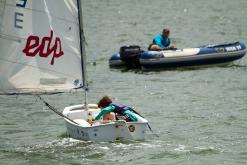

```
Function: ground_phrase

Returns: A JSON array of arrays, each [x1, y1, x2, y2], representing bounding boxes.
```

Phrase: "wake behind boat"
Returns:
[[109, 41, 246, 69]]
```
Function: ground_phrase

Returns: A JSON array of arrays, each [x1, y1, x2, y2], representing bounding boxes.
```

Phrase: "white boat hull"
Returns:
[[63, 104, 148, 142]]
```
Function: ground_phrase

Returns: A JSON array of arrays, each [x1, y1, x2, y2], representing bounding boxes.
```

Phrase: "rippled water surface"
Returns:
[[1, 0, 247, 164]]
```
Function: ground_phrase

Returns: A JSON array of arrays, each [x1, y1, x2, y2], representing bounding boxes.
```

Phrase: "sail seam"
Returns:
[[0, 0, 6, 30], [0, 87, 83, 95], [6, 3, 79, 25], [0, 57, 81, 80], [0, 33, 21, 42]]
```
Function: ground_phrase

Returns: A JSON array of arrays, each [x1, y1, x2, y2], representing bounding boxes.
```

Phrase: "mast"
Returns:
[[77, 0, 88, 109]]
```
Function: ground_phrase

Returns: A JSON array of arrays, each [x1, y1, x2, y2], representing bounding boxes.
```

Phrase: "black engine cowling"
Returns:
[[119, 45, 142, 68]]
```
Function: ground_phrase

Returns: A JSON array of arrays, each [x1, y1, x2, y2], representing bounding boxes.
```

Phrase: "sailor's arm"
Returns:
[[94, 105, 115, 120]]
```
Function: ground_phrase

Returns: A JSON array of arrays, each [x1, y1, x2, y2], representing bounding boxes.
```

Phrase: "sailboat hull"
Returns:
[[63, 104, 148, 142]]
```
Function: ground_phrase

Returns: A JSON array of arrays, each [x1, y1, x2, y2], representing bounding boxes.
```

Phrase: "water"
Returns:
[[1, 0, 247, 164]]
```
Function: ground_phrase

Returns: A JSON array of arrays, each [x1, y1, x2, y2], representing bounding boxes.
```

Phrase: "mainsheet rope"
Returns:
[[37, 95, 80, 125]]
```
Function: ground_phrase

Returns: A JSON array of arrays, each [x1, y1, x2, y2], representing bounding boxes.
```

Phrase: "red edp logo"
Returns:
[[22, 30, 64, 65]]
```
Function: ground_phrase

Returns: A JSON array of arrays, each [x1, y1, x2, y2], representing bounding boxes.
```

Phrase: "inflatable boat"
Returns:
[[109, 41, 246, 69]]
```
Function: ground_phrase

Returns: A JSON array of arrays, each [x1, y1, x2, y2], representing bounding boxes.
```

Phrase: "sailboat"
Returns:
[[0, 0, 148, 142]]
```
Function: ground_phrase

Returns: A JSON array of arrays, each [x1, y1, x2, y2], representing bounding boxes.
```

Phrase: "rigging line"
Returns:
[[77, 0, 88, 110], [0, 57, 81, 80], [37, 95, 80, 125], [130, 108, 159, 137]]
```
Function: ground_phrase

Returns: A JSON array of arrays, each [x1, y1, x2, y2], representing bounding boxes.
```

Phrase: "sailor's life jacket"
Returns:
[[110, 103, 138, 122]]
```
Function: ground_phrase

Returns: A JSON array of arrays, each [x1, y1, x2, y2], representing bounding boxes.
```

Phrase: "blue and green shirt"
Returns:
[[153, 34, 170, 49], [94, 104, 137, 122]]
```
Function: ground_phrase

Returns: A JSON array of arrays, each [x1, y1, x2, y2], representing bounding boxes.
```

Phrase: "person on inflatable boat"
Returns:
[[94, 96, 138, 122], [148, 28, 174, 51]]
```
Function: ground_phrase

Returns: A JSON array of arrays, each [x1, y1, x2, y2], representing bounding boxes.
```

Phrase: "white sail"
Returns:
[[0, 0, 84, 94]]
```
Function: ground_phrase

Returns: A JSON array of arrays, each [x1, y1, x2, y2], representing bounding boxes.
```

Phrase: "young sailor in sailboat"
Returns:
[[148, 28, 174, 51], [94, 96, 138, 122]]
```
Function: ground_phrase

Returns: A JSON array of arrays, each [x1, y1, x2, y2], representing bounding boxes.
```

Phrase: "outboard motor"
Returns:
[[119, 45, 142, 68]]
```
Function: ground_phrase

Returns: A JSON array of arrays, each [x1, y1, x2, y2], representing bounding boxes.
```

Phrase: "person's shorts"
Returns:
[[148, 43, 155, 50]]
